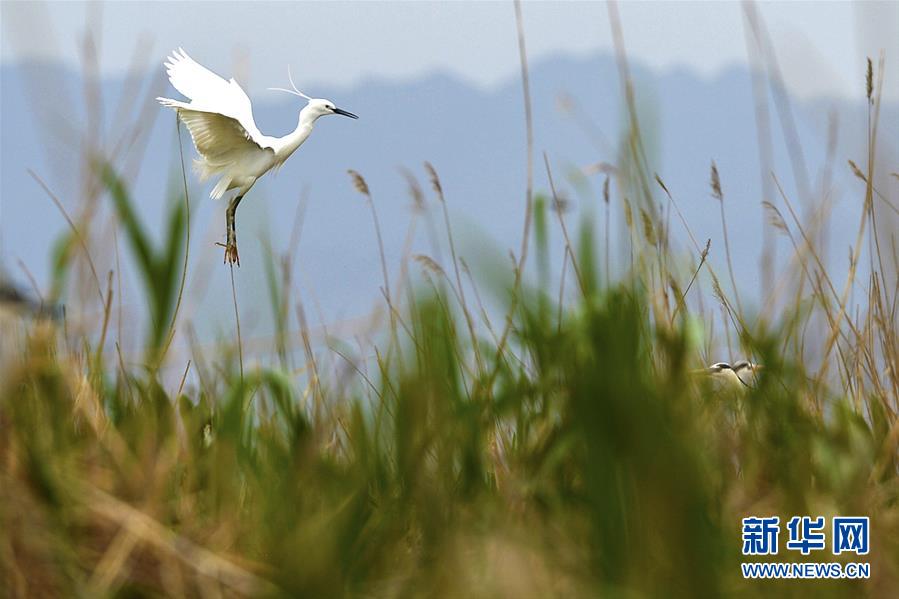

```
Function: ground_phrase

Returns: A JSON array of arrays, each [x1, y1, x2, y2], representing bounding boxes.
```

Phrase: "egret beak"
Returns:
[[333, 107, 358, 119]]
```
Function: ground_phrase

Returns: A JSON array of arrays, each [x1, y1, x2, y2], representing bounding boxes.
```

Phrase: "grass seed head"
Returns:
[[866, 57, 873, 103], [414, 254, 446, 276], [424, 161, 443, 197], [654, 172, 671, 198], [847, 159, 866, 182], [640, 208, 656, 246], [762, 201, 789, 235], [347, 169, 370, 197], [709, 161, 723, 202], [400, 167, 425, 211], [711, 274, 726, 307]]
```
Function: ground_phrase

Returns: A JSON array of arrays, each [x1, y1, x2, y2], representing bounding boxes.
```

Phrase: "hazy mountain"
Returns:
[[1, 53, 896, 349]]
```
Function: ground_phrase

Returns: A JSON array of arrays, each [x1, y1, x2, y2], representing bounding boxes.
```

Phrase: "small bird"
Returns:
[[157, 49, 358, 266], [695, 360, 762, 391]]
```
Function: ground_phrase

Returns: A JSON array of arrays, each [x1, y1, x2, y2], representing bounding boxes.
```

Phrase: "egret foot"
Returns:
[[223, 193, 244, 268], [224, 241, 240, 267], [215, 241, 240, 266]]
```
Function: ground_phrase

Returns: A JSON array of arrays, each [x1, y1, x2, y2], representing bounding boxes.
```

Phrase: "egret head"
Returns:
[[731, 360, 762, 386], [708, 362, 732, 374], [269, 67, 358, 121], [305, 98, 359, 120], [731, 360, 761, 373], [692, 362, 744, 392], [692, 359, 762, 394]]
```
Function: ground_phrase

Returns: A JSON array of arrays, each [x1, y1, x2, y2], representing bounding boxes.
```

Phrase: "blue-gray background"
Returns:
[[1, 2, 897, 364]]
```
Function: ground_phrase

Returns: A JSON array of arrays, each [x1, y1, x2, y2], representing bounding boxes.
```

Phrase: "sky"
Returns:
[[2, 1, 897, 102]]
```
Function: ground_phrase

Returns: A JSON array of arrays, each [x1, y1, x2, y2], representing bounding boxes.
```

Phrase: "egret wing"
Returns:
[[163, 48, 271, 149], [175, 108, 272, 167]]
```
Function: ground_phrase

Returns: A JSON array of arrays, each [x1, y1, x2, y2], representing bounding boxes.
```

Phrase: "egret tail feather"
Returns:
[[157, 97, 190, 110], [211, 177, 232, 200]]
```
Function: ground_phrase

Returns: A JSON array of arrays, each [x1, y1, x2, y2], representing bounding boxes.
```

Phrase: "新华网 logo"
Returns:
[[741, 515, 870, 580]]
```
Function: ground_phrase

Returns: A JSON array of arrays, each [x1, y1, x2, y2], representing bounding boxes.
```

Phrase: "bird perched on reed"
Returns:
[[157, 49, 358, 266]]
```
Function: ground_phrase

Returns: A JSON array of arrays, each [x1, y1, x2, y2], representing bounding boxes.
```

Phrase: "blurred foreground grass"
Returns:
[[2, 162, 897, 597]]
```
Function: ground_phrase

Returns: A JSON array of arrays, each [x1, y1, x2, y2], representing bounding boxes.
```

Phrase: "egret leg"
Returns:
[[224, 194, 244, 266]]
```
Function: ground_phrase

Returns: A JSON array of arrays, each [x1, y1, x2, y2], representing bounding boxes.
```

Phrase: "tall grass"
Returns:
[[2, 9, 897, 599]]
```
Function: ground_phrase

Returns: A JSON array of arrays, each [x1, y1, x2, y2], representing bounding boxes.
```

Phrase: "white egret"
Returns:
[[694, 361, 762, 392], [157, 48, 358, 266], [730, 360, 763, 387]]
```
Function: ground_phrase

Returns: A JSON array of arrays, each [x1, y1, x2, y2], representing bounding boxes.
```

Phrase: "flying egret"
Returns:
[[157, 48, 358, 266]]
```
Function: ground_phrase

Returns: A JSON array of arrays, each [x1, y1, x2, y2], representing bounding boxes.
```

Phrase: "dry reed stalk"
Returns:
[[458, 259, 504, 354], [655, 174, 751, 343], [771, 175, 864, 345], [348, 170, 396, 348], [296, 302, 323, 423], [394, 169, 425, 313], [176, 360, 191, 397], [742, 1, 811, 210], [229, 265, 244, 380], [389, 205, 420, 358], [558, 249, 569, 333], [710, 161, 743, 316], [28, 169, 105, 305], [15, 260, 43, 306], [740, 6, 777, 299], [763, 194, 858, 377], [93, 270, 114, 368], [607, 0, 657, 217], [157, 118, 192, 369], [87, 524, 141, 596], [380, 287, 424, 353], [425, 161, 482, 372], [112, 225, 125, 362], [673, 239, 711, 321], [812, 55, 884, 385], [603, 176, 611, 287], [483, 0, 535, 399], [83, 485, 278, 596], [513, 0, 534, 275], [543, 152, 585, 295]]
